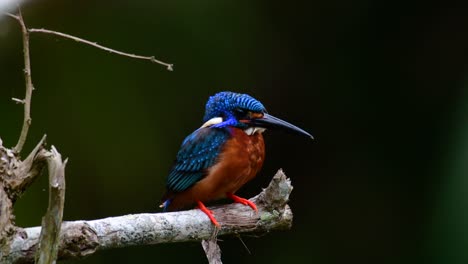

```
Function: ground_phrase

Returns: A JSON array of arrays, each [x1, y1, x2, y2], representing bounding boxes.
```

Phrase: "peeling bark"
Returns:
[[36, 146, 67, 263]]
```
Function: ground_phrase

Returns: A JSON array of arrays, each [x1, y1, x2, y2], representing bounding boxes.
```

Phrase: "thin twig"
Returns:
[[237, 235, 252, 255], [28, 28, 174, 71], [5, 9, 173, 153], [4, 12, 19, 20], [12, 97, 25, 104], [9, 9, 33, 154]]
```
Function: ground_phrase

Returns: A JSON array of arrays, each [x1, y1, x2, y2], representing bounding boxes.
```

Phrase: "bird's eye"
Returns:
[[234, 108, 251, 119], [234, 108, 246, 114]]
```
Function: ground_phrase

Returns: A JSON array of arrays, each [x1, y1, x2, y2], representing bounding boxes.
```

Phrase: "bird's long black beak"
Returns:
[[245, 113, 314, 139]]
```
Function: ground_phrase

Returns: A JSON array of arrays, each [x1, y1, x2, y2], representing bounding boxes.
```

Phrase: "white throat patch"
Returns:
[[201, 117, 265, 135], [244, 127, 266, 136], [201, 117, 223, 128]]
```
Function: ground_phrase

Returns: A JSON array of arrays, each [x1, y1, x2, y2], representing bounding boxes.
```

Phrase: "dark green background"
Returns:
[[1, 1, 468, 263]]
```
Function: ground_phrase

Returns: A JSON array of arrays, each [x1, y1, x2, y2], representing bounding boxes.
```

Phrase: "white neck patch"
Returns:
[[201, 117, 265, 135], [244, 127, 266, 136], [201, 117, 223, 128]]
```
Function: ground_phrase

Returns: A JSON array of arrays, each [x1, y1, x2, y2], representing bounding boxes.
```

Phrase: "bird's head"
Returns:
[[202, 91, 313, 138]]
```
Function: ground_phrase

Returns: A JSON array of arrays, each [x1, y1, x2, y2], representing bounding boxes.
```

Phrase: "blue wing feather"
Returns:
[[166, 127, 230, 192]]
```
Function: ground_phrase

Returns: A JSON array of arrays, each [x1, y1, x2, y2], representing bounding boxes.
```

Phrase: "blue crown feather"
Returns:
[[203, 91, 266, 122]]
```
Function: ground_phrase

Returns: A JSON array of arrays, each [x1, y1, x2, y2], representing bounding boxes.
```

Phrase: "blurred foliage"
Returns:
[[1, 0, 468, 263]]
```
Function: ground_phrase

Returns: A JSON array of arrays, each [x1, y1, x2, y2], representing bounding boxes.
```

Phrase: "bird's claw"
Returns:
[[197, 200, 220, 227], [227, 193, 258, 213]]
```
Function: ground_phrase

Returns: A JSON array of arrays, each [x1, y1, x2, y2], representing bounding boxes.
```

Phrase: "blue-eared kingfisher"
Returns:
[[161, 91, 312, 226]]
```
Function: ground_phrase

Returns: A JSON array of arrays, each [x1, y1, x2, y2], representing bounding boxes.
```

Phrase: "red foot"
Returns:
[[227, 193, 258, 213], [197, 201, 220, 227]]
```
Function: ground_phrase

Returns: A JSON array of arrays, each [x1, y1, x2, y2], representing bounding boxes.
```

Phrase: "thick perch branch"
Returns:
[[4, 170, 293, 263]]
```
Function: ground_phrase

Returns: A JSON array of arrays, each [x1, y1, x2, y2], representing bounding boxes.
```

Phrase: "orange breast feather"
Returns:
[[169, 128, 265, 210]]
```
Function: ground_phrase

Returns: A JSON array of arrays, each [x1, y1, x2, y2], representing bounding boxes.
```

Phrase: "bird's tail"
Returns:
[[159, 199, 172, 212]]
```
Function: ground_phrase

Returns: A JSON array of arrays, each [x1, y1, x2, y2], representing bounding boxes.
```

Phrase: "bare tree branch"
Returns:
[[4, 9, 173, 155], [4, 135, 47, 202], [202, 235, 222, 264], [4, 12, 19, 20], [0, 182, 15, 248], [3, 9, 70, 264], [28, 28, 174, 71], [35, 147, 67, 264], [5, 11, 173, 71], [0, 138, 67, 264], [7, 9, 34, 154], [4, 170, 293, 263]]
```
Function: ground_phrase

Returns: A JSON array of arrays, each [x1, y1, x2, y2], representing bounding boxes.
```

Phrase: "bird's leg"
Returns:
[[197, 200, 220, 227], [226, 193, 258, 212]]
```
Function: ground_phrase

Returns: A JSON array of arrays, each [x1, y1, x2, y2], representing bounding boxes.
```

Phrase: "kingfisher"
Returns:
[[160, 91, 312, 227]]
